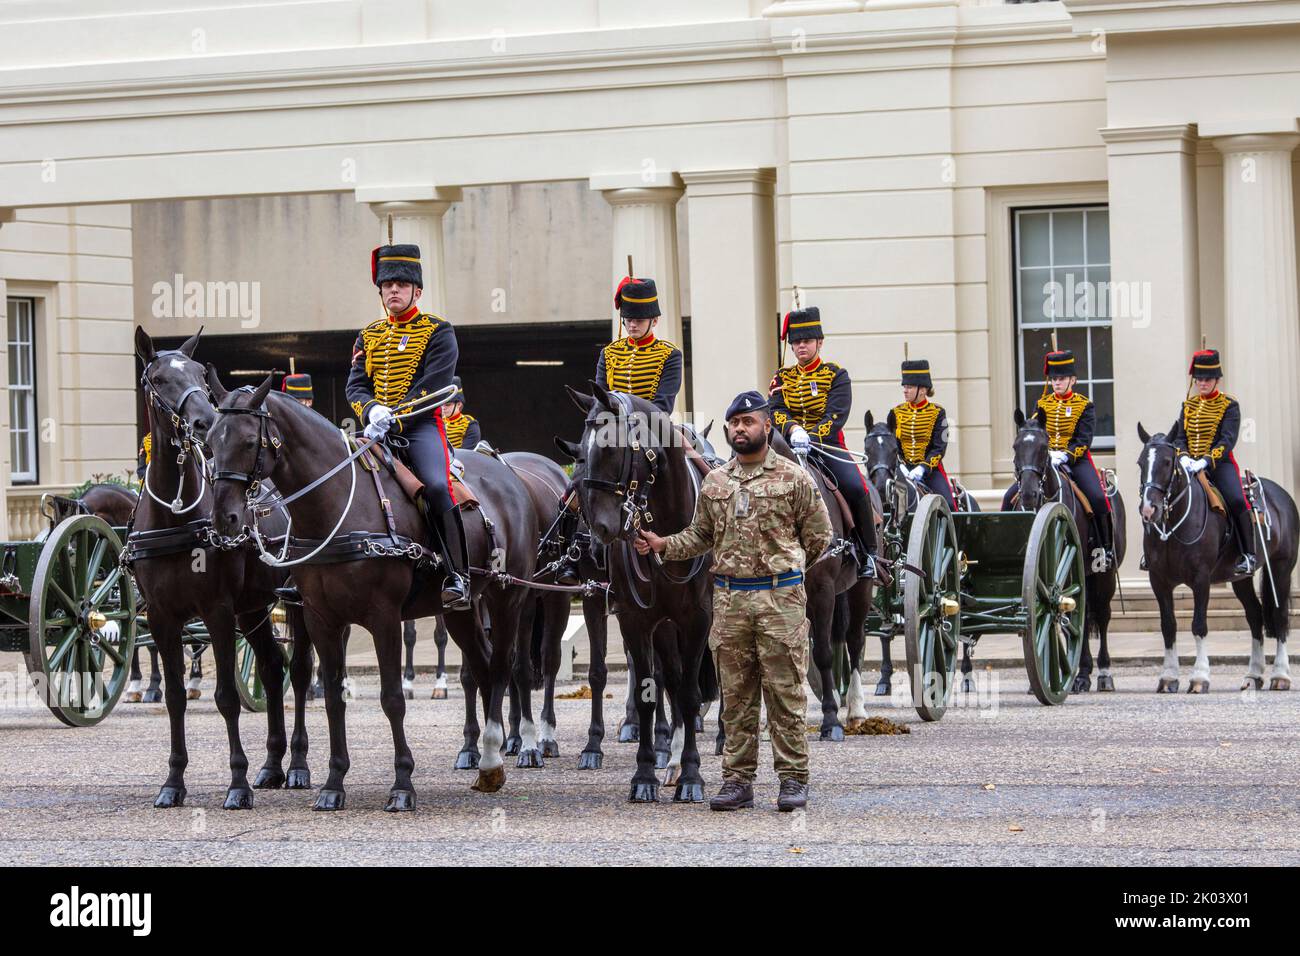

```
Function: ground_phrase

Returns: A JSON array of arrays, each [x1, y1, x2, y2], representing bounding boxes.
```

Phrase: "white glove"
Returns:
[[907, 465, 926, 481], [1184, 456, 1208, 474], [363, 404, 394, 441], [1049, 450, 1068, 466], [789, 426, 811, 454]]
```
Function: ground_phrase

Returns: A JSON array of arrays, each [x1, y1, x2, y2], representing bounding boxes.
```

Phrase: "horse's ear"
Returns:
[[564, 384, 595, 415], [865, 409, 874, 430], [249, 373, 274, 408], [1014, 408, 1026, 429], [701, 420, 713, 440], [589, 379, 614, 410], [177, 325, 204, 358], [554, 437, 581, 462], [205, 364, 229, 404], [1034, 407, 1048, 429], [1137, 422, 1151, 445], [134, 326, 156, 364]]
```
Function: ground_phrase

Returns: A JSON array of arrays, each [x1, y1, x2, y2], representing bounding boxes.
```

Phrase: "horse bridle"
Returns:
[[211, 400, 281, 501], [580, 394, 661, 538], [1139, 440, 1203, 543], [140, 354, 212, 514]]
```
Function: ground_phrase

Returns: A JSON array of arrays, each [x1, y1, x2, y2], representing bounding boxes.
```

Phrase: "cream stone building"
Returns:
[[2, 0, 1299, 577]]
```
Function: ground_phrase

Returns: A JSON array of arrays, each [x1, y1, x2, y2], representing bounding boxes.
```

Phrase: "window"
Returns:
[[1013, 206, 1113, 449], [7, 297, 38, 483]]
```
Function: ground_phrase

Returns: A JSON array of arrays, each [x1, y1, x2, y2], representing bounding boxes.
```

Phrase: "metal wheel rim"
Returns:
[[1021, 503, 1086, 705], [904, 494, 961, 721]]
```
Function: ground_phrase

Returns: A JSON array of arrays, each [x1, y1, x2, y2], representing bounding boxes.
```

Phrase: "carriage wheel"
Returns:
[[1021, 503, 1086, 705], [235, 628, 292, 713], [904, 495, 962, 721], [25, 515, 137, 727]]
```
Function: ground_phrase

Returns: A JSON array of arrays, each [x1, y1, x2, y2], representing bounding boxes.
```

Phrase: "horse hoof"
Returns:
[[1096, 675, 1115, 692], [142, 689, 162, 704], [628, 782, 659, 803], [1240, 676, 1263, 691], [186, 688, 201, 701], [504, 736, 522, 756], [431, 687, 448, 700], [821, 725, 845, 742], [1269, 677, 1291, 692], [715, 739, 725, 756], [663, 765, 682, 786], [674, 782, 705, 803], [618, 723, 639, 743], [516, 749, 544, 769], [541, 740, 561, 759], [313, 789, 345, 811], [1157, 678, 1179, 694], [1072, 675, 1091, 693], [384, 790, 416, 812], [654, 749, 670, 770], [253, 767, 285, 790], [223, 788, 254, 810], [578, 750, 602, 770], [472, 766, 506, 793], [153, 786, 186, 809], [874, 679, 892, 697], [455, 750, 480, 770], [1188, 679, 1210, 695], [124, 691, 142, 704], [286, 768, 312, 789]]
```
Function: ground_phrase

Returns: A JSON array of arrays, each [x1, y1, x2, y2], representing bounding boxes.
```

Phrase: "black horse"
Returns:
[[132, 328, 313, 809], [863, 411, 979, 695], [1007, 410, 1128, 692], [1136, 425, 1296, 693], [206, 370, 538, 809], [566, 383, 710, 802]]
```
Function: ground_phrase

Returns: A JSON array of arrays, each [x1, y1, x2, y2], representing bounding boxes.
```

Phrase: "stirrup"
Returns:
[[1234, 554, 1258, 576], [441, 573, 472, 611]]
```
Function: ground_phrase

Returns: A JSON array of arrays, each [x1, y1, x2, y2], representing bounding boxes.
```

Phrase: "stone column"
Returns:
[[680, 168, 778, 430], [1100, 124, 1200, 574], [357, 186, 463, 317], [0, 209, 12, 538], [592, 174, 686, 413], [1212, 131, 1300, 499]]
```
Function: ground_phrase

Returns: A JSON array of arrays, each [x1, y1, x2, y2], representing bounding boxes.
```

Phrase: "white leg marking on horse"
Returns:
[[480, 720, 505, 771], [435, 675, 448, 692], [185, 675, 202, 692], [1098, 667, 1111, 679], [668, 724, 684, 769], [1160, 646, 1180, 680], [520, 718, 538, 754], [846, 669, 867, 720], [539, 720, 557, 744], [1269, 641, 1291, 679], [126, 679, 142, 695], [1191, 636, 1211, 682], [1246, 640, 1266, 680], [341, 676, 357, 700], [401, 676, 414, 693]]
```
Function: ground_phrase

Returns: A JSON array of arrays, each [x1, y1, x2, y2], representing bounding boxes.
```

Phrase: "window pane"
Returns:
[[1086, 209, 1110, 264], [1084, 266, 1110, 320], [1091, 327, 1113, 379], [1024, 385, 1043, 418], [1092, 383, 1115, 442], [1018, 212, 1051, 267], [1053, 211, 1085, 265], [1051, 268, 1089, 322], [7, 343, 17, 385], [1022, 328, 1056, 376], [1019, 268, 1054, 323]]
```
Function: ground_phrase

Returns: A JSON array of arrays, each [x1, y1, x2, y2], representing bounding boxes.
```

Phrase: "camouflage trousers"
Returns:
[[710, 583, 810, 785]]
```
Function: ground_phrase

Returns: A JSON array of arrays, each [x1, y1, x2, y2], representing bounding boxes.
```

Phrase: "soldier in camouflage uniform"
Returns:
[[636, 390, 834, 812]]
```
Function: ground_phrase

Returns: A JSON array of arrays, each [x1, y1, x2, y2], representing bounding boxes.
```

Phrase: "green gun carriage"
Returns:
[[1, 509, 289, 727], [865, 484, 1087, 721]]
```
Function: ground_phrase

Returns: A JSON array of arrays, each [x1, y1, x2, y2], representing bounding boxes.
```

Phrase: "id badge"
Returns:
[[735, 490, 750, 517]]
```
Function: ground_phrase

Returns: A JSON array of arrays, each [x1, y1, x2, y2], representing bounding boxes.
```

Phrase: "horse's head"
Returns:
[[565, 381, 667, 546], [681, 420, 721, 466], [206, 368, 281, 538], [1012, 408, 1052, 510], [1136, 422, 1178, 525], [862, 410, 901, 502], [135, 325, 214, 444]]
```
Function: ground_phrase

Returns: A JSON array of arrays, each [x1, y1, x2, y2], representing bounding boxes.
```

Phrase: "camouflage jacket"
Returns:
[[662, 446, 834, 577]]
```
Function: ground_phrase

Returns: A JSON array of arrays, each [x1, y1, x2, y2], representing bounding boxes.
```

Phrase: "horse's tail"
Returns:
[[697, 645, 719, 705], [1258, 479, 1297, 641]]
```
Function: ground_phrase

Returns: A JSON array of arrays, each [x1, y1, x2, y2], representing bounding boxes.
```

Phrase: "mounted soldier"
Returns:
[[345, 242, 470, 610], [552, 273, 682, 586], [282, 371, 314, 409], [442, 376, 482, 449], [887, 358, 955, 510], [1166, 348, 1255, 576], [767, 305, 877, 578]]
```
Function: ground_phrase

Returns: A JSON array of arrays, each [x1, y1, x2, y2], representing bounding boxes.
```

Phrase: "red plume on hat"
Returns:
[[614, 275, 637, 310], [371, 247, 381, 286], [781, 312, 792, 339]]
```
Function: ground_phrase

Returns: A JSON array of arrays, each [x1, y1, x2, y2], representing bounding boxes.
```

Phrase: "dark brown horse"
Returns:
[[132, 327, 312, 810], [566, 383, 710, 802], [1136, 425, 1295, 693], [206, 370, 538, 809]]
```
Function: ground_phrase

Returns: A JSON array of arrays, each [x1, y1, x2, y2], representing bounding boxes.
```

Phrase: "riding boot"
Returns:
[[552, 500, 582, 586], [1093, 510, 1116, 573], [1232, 509, 1259, 577], [849, 496, 880, 580], [435, 503, 473, 611]]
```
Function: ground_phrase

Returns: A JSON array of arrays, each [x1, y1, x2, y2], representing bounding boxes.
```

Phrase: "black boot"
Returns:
[[849, 496, 880, 581], [436, 505, 472, 611], [1093, 511, 1116, 573], [1233, 510, 1258, 577], [552, 501, 582, 586]]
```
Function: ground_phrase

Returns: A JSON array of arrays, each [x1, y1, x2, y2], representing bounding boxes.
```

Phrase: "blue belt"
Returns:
[[715, 570, 804, 591]]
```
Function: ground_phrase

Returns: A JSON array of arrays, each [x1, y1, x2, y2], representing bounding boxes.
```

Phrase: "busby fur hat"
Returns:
[[371, 244, 423, 288], [1189, 348, 1223, 380], [281, 372, 313, 401], [782, 307, 824, 343], [901, 359, 933, 393], [1043, 349, 1076, 379], [614, 276, 661, 321]]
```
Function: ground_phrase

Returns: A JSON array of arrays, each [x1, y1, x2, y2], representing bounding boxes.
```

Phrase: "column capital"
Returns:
[[680, 168, 776, 198], [355, 185, 463, 207], [1099, 123, 1197, 156], [1211, 131, 1300, 156], [596, 185, 684, 208]]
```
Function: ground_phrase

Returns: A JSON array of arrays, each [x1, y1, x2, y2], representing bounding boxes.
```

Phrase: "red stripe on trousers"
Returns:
[[436, 410, 457, 505], [1084, 451, 1112, 512], [1225, 452, 1251, 510]]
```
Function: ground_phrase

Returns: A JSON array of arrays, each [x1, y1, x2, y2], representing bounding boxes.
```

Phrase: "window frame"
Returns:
[[7, 296, 39, 484]]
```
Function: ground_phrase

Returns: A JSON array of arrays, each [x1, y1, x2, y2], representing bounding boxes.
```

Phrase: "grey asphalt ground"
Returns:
[[1, 647, 1298, 866]]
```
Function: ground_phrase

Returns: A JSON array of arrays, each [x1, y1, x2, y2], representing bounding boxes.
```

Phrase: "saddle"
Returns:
[[355, 437, 479, 512], [1197, 471, 1226, 515], [1059, 469, 1094, 517]]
